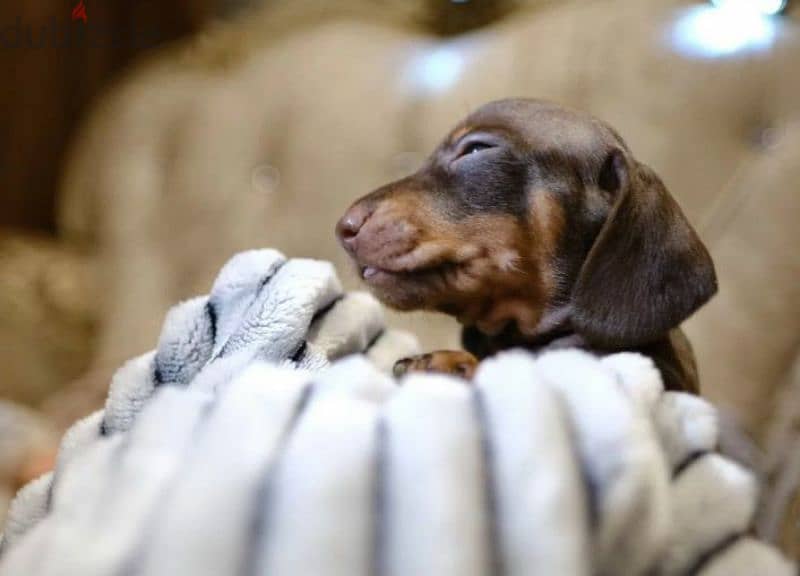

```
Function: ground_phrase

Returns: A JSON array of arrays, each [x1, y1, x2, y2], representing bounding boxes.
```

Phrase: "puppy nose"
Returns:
[[336, 204, 371, 251]]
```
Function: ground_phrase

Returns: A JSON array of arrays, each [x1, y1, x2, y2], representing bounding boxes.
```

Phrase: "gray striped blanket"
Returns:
[[0, 249, 794, 576]]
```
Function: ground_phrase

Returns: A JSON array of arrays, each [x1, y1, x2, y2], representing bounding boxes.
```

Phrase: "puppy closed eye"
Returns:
[[459, 142, 494, 157], [454, 136, 497, 163]]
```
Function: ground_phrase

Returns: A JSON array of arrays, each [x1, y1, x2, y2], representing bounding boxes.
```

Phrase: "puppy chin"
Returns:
[[363, 274, 443, 312], [367, 283, 428, 311]]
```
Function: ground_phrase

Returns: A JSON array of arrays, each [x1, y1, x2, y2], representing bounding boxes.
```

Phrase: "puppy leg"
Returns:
[[393, 350, 479, 380]]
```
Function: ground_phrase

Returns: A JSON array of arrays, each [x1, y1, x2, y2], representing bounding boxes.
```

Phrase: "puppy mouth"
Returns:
[[349, 247, 465, 310], [350, 239, 464, 281], [358, 261, 453, 284]]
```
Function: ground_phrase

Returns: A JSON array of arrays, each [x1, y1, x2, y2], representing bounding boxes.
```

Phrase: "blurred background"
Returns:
[[1, 0, 798, 551]]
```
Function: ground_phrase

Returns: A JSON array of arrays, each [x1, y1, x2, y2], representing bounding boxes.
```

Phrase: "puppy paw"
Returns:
[[392, 350, 478, 380]]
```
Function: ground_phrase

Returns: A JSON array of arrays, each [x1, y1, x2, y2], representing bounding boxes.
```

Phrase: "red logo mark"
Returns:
[[72, 0, 88, 24]]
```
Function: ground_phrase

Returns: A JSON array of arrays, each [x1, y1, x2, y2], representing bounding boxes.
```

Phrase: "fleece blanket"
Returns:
[[0, 249, 794, 576]]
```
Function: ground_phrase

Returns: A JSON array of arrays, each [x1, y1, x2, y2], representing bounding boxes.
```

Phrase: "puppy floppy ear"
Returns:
[[572, 150, 717, 348]]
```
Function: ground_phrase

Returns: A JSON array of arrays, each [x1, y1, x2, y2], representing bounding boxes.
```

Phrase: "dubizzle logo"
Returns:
[[0, 1, 158, 50], [72, 1, 88, 24]]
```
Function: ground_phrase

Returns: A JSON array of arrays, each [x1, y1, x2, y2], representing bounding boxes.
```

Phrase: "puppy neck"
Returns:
[[461, 302, 581, 357]]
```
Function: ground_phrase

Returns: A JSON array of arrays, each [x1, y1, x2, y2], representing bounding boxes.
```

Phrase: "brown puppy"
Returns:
[[336, 99, 717, 392]]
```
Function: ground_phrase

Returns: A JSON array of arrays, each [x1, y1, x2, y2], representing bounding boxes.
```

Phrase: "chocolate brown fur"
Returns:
[[337, 99, 717, 392]]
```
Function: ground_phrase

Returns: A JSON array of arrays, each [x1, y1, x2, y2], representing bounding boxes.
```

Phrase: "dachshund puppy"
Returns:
[[336, 99, 717, 392]]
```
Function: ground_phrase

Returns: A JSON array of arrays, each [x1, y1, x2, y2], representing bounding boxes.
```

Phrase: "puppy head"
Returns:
[[337, 99, 717, 346]]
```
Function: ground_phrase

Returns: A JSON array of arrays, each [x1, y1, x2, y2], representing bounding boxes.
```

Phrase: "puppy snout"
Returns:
[[336, 203, 372, 252]]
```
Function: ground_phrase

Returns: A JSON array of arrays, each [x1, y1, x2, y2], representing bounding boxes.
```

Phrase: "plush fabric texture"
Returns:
[[0, 250, 794, 575]]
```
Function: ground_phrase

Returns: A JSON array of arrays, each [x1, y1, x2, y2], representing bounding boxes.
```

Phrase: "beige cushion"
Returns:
[[685, 122, 800, 433], [0, 235, 96, 407]]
